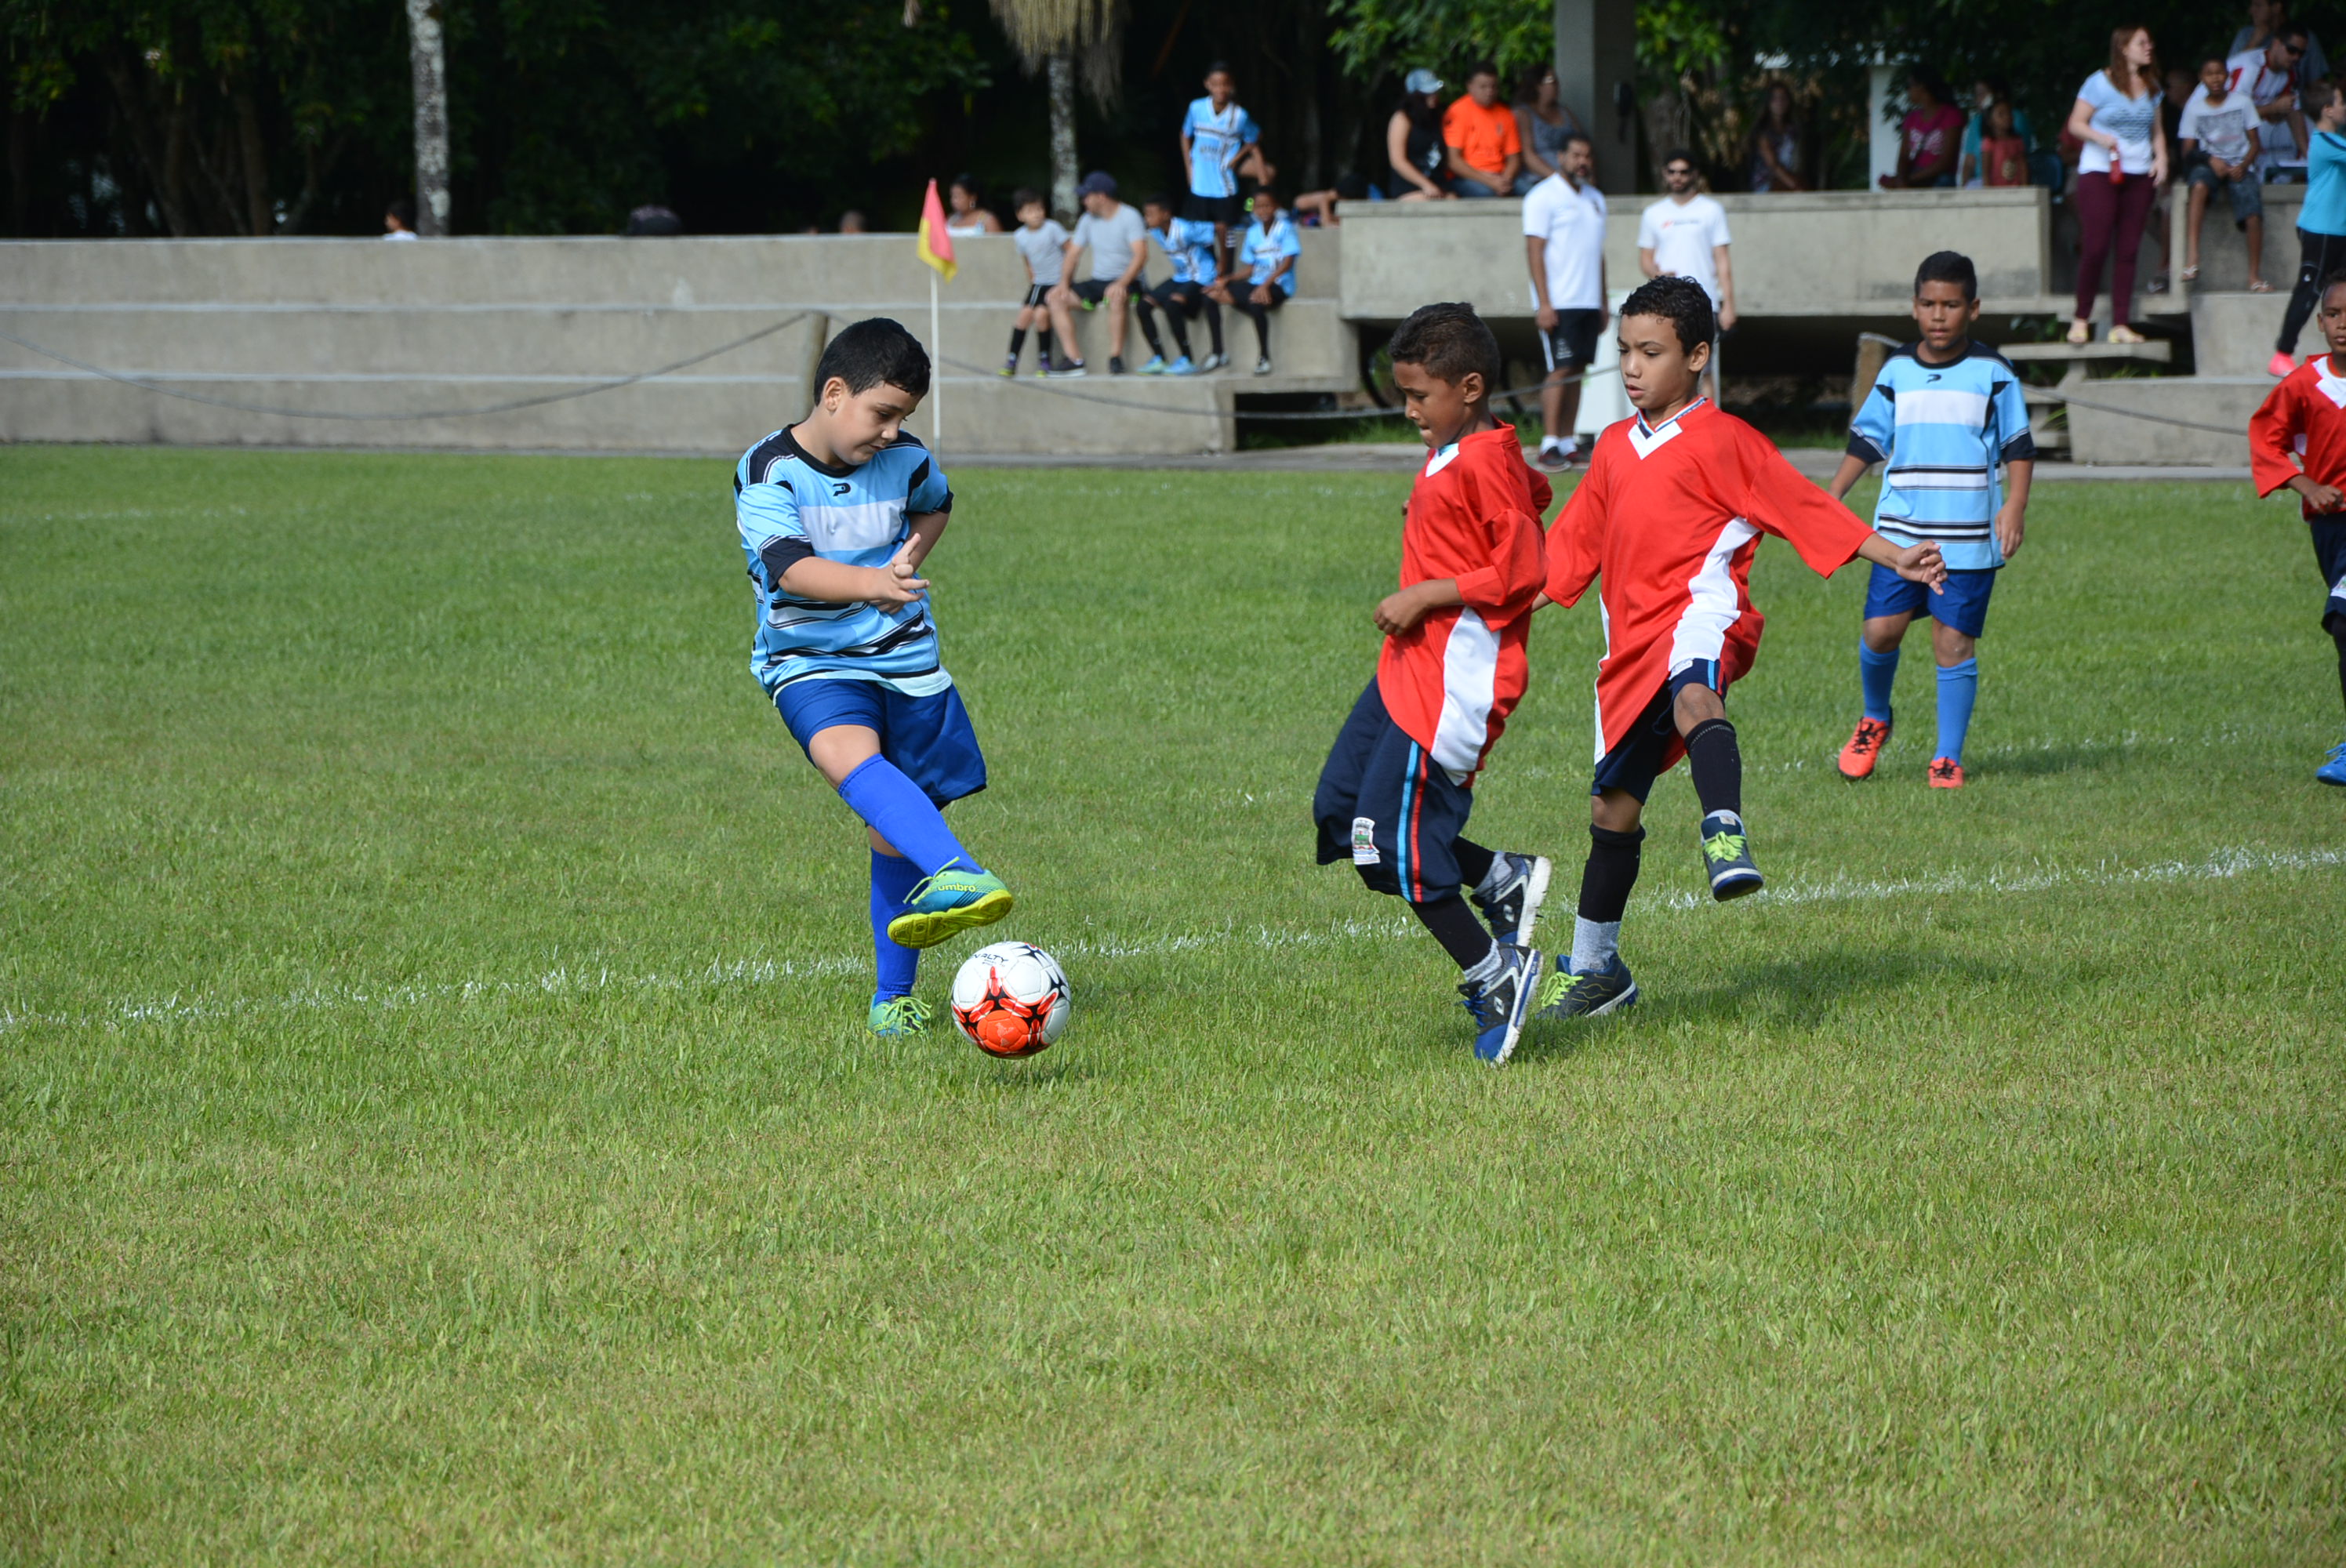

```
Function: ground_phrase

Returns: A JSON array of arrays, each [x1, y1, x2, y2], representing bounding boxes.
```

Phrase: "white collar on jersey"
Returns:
[[2317, 355, 2346, 410], [1628, 396, 1709, 459], [1425, 440, 1462, 475]]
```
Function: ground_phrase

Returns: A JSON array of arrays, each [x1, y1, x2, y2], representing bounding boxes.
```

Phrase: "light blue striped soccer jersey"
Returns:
[[733, 426, 954, 696], [1149, 216, 1219, 285], [1848, 342, 2036, 572], [1183, 97, 1260, 198]]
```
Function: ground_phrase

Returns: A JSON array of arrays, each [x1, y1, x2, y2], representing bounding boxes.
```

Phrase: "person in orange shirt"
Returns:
[[1443, 63, 1523, 196]]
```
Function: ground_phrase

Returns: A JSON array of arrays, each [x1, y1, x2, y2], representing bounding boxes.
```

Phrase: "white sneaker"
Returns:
[[1253, 355, 1273, 376], [1198, 352, 1225, 372]]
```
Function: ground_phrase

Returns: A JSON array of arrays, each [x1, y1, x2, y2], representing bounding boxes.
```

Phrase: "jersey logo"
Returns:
[[1927, 372, 1943, 382], [832, 481, 852, 495], [1351, 816, 1381, 866]]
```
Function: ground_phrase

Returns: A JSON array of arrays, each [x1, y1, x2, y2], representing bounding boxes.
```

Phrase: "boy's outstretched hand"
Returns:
[[1856, 532, 1946, 593]]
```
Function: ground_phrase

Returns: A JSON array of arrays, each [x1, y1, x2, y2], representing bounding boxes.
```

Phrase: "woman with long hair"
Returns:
[[1516, 64, 1584, 187], [1385, 70, 1455, 201], [1748, 82, 1806, 191], [2067, 25, 2169, 343]]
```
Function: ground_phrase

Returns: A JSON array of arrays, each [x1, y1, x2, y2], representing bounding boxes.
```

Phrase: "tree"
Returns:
[[985, 0, 1124, 218], [405, 0, 447, 234]]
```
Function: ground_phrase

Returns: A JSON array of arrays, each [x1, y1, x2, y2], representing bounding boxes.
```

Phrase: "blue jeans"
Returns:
[[1451, 175, 1505, 198]]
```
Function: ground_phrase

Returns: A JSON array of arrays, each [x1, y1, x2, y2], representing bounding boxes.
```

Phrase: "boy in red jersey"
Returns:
[[2249, 268, 2346, 786], [1535, 277, 1947, 1020], [1313, 303, 1554, 1065]]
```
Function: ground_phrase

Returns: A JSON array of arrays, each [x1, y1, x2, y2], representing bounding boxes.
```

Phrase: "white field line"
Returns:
[[2, 845, 2338, 1036]]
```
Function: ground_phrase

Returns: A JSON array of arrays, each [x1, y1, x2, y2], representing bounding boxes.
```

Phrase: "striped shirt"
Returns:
[[1183, 98, 1259, 199], [1149, 216, 1219, 285], [733, 426, 955, 695], [1848, 342, 2035, 572]]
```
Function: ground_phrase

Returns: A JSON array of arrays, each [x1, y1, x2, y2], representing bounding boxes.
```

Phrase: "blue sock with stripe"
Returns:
[[1858, 642, 1900, 723], [870, 851, 923, 1000], [1934, 658, 1979, 764], [837, 756, 981, 879]]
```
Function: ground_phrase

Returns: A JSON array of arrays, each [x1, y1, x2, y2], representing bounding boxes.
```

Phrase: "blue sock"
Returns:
[[836, 755, 980, 878], [1858, 642, 1901, 723], [1935, 658, 1979, 764], [870, 851, 923, 1000]]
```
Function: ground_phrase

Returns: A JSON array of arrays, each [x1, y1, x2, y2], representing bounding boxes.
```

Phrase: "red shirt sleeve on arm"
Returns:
[[2250, 376, 2308, 499], [1734, 423, 1872, 576], [1543, 459, 1605, 607], [1450, 452, 1549, 624]]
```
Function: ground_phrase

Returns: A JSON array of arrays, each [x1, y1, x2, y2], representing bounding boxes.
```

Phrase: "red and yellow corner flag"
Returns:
[[916, 178, 957, 282]]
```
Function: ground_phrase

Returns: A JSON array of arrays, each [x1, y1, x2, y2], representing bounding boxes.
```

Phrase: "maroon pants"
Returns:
[[2075, 171, 2158, 326]]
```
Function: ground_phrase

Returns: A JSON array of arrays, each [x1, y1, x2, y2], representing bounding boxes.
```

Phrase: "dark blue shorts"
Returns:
[[1863, 563, 1997, 638], [2313, 518, 2346, 632], [772, 677, 988, 808], [1590, 662, 1723, 804], [1314, 680, 1475, 904]]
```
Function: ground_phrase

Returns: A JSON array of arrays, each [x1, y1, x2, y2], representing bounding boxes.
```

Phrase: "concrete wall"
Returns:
[[1338, 187, 2053, 324]]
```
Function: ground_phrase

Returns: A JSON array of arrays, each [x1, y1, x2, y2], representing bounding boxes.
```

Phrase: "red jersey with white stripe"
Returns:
[[1376, 423, 1552, 782], [1545, 399, 1872, 759], [2250, 354, 2346, 516]]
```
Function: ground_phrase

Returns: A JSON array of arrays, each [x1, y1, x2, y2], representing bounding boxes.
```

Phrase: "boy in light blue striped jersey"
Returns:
[[1827, 251, 2035, 788]]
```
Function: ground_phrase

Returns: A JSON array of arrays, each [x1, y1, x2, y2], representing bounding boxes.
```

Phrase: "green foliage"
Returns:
[[1327, 0, 1552, 84]]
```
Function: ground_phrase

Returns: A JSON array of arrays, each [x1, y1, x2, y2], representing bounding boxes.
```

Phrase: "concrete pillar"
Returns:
[[1555, 0, 1636, 194], [1868, 61, 1900, 191]]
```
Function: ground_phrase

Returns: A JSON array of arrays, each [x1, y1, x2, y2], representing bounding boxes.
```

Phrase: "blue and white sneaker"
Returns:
[[1167, 354, 1197, 376], [1469, 851, 1551, 948], [1138, 354, 1168, 375], [2319, 741, 2346, 786], [1700, 810, 1764, 901], [1534, 954, 1639, 1021], [1461, 945, 1542, 1066]]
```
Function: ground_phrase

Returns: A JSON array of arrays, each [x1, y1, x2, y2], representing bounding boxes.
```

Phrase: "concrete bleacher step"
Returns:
[[2061, 375, 2261, 466], [2190, 290, 2304, 376]]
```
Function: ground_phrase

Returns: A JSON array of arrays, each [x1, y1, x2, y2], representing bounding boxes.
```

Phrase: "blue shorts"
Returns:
[[2313, 518, 2346, 633], [1863, 564, 1997, 639], [1313, 680, 1475, 904], [772, 677, 988, 808], [1590, 662, 1723, 803]]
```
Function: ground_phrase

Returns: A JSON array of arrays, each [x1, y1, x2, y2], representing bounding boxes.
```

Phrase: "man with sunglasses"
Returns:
[[2226, 24, 2313, 180], [2232, 0, 2329, 95]]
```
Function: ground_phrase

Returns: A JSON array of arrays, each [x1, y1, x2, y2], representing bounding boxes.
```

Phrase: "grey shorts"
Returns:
[[2189, 161, 2264, 225]]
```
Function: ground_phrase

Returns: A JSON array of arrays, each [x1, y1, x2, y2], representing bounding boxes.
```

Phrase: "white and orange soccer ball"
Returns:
[[950, 941, 1071, 1058]]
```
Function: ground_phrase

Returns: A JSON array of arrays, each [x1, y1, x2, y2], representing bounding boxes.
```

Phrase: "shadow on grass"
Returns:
[[1515, 942, 2006, 1062], [1966, 741, 2138, 779]]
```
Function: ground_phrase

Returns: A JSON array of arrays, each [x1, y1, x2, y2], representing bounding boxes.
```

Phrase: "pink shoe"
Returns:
[[2270, 350, 2299, 378]]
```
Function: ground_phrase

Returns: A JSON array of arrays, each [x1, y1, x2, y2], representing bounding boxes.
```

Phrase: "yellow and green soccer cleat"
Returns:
[[885, 865, 1014, 949], [868, 994, 933, 1036]]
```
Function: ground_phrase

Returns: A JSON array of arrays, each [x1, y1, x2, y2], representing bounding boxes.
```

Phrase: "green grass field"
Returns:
[[4, 445, 2342, 1564]]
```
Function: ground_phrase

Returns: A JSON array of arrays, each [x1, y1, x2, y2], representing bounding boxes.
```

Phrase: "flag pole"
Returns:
[[931, 267, 942, 450]]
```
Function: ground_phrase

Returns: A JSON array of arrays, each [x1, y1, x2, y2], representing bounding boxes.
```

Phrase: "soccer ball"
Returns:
[[950, 941, 1071, 1058]]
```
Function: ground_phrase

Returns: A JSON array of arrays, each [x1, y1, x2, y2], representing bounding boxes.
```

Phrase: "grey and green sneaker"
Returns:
[[885, 863, 1014, 949], [1700, 810, 1763, 901], [1470, 851, 1552, 948], [1534, 954, 1639, 1021], [868, 994, 933, 1036]]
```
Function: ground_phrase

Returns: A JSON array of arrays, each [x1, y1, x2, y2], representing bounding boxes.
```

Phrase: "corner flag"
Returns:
[[916, 179, 957, 281]]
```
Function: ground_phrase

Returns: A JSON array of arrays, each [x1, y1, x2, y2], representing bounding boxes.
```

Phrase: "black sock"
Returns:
[[1037, 328, 1055, 365], [1452, 838, 1496, 895], [1136, 308, 1164, 357], [1204, 302, 1225, 354], [1578, 824, 1644, 924], [1008, 326, 1026, 359], [2333, 624, 2346, 713], [1247, 304, 1271, 354], [1169, 320, 1193, 358], [1411, 894, 1498, 971], [1683, 717, 1743, 819]]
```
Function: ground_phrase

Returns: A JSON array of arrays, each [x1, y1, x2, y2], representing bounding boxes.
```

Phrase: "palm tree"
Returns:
[[985, 0, 1124, 220]]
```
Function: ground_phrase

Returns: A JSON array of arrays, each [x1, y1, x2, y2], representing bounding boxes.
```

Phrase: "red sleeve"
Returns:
[[1542, 455, 1607, 608], [1451, 453, 1548, 625], [2251, 376, 2308, 499], [1734, 424, 1872, 576]]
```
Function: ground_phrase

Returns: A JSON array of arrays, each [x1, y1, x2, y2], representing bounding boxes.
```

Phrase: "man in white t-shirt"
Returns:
[[1521, 132, 1607, 471], [2228, 26, 2312, 174], [1636, 151, 1736, 400]]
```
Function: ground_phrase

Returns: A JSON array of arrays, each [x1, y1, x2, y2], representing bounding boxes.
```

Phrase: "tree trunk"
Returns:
[[1047, 49, 1077, 223], [8, 110, 31, 236], [102, 53, 192, 236], [1641, 85, 1691, 192], [406, 0, 450, 235], [236, 87, 271, 235], [1295, 0, 1322, 193]]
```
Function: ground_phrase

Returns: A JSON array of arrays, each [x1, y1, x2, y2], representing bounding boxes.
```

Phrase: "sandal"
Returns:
[[2249, 278, 2274, 292], [2066, 318, 2092, 345], [2181, 263, 2201, 281], [2108, 325, 2148, 344]]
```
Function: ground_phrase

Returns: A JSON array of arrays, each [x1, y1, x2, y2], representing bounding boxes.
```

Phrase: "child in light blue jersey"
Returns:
[[1208, 188, 1300, 376], [1828, 251, 2035, 788], [733, 318, 1013, 1036], [1133, 193, 1225, 374]]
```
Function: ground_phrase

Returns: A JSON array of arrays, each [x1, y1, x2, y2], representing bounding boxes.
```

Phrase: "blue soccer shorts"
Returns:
[[772, 677, 988, 808], [2312, 517, 2346, 633], [1314, 680, 1476, 904], [1590, 661, 1726, 804], [1863, 563, 1997, 639]]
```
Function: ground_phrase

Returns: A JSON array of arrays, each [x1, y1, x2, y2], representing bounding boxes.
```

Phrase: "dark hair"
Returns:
[[2202, 53, 2229, 71], [1204, 59, 1233, 78], [2309, 77, 2338, 114], [1144, 191, 1178, 212], [814, 318, 931, 400], [1389, 302, 1502, 394], [1907, 64, 1952, 107], [2321, 267, 2346, 292], [950, 172, 980, 198], [2282, 22, 2312, 44], [1560, 130, 1593, 154], [1467, 60, 1499, 82], [1619, 275, 1714, 352], [387, 197, 415, 227], [1914, 249, 1978, 300], [1010, 187, 1044, 211], [1662, 147, 1698, 170], [1515, 64, 1556, 105]]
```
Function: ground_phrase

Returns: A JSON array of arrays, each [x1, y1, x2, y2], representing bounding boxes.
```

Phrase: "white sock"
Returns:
[[1571, 916, 1620, 976], [1471, 853, 1510, 899], [1462, 944, 1506, 988]]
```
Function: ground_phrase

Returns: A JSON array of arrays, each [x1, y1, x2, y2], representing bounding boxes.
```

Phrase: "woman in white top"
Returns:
[[945, 175, 1003, 236], [2066, 25, 2169, 343]]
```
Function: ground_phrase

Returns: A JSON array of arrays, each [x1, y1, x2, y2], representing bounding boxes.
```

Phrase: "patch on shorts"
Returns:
[[1351, 815, 1381, 866]]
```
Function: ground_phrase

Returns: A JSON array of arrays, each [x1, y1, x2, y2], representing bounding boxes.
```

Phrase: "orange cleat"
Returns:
[[1837, 717, 1892, 779], [2270, 350, 2299, 379], [1927, 757, 1965, 789]]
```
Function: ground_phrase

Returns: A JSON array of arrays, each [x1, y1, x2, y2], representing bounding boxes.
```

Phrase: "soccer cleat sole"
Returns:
[[886, 887, 1015, 950], [1709, 868, 1764, 902], [1514, 855, 1552, 947], [1481, 950, 1544, 1067]]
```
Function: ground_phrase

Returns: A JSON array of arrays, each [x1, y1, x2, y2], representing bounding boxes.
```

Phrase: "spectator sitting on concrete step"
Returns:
[[1048, 171, 1149, 376], [1388, 71, 1456, 201], [383, 198, 419, 240], [1444, 63, 1523, 197]]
